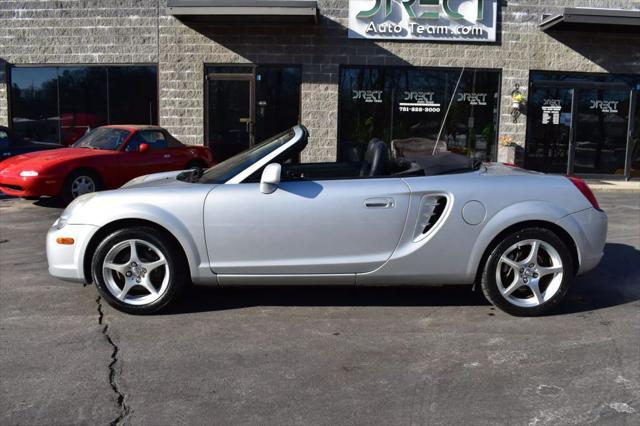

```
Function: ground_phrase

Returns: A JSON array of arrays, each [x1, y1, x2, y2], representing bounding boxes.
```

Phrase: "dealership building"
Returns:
[[1, 0, 639, 178]]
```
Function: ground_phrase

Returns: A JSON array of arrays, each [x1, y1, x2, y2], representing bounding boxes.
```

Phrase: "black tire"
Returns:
[[91, 226, 187, 315], [62, 169, 101, 204], [480, 227, 574, 317]]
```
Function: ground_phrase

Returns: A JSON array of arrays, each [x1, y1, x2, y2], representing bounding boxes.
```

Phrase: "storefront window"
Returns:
[[338, 66, 500, 162], [633, 92, 640, 178], [9, 65, 158, 145], [108, 66, 158, 125], [526, 71, 640, 177], [58, 67, 109, 146], [9, 67, 59, 144], [574, 88, 630, 175]]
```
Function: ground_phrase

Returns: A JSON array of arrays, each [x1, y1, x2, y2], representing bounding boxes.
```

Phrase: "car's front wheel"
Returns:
[[91, 226, 187, 314], [480, 227, 574, 316], [62, 170, 101, 204]]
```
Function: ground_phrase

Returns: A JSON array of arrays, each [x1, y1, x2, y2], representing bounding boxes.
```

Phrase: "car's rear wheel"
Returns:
[[480, 227, 574, 316], [91, 226, 186, 314], [62, 170, 101, 204]]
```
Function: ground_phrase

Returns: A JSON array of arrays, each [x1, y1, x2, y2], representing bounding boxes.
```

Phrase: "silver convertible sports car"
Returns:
[[47, 125, 607, 316]]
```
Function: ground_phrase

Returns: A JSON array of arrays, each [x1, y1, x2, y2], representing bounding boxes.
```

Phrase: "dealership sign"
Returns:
[[348, 0, 497, 42]]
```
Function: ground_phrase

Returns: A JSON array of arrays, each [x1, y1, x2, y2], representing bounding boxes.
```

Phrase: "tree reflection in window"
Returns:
[[10, 65, 158, 146]]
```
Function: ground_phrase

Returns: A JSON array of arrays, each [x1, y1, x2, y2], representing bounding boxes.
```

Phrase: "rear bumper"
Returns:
[[0, 173, 62, 197], [557, 208, 608, 275], [47, 223, 99, 282]]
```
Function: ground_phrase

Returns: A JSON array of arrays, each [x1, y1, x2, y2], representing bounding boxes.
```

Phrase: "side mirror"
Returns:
[[139, 143, 150, 153], [260, 163, 281, 194]]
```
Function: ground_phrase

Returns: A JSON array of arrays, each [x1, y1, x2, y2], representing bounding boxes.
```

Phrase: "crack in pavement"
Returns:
[[96, 296, 131, 425]]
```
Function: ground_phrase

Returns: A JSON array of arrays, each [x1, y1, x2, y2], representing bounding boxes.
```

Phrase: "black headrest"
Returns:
[[360, 138, 390, 177]]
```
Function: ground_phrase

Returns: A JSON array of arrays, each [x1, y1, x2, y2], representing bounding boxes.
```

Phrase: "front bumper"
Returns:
[[557, 207, 608, 275], [46, 223, 99, 282], [0, 173, 62, 197]]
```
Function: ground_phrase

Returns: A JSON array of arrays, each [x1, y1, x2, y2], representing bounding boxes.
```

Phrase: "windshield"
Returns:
[[73, 128, 131, 150], [199, 129, 296, 184]]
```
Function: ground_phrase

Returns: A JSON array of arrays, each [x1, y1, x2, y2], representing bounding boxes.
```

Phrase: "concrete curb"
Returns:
[[589, 187, 640, 193], [587, 181, 640, 193]]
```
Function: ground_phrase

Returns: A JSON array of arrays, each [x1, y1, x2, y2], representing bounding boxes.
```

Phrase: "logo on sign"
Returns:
[[458, 92, 487, 105], [348, 0, 497, 42], [404, 91, 435, 103], [399, 91, 440, 112], [353, 90, 383, 103], [590, 100, 619, 113], [543, 99, 562, 107], [541, 99, 562, 125]]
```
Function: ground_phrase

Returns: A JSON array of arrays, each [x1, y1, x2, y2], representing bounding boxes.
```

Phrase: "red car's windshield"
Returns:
[[73, 128, 131, 150]]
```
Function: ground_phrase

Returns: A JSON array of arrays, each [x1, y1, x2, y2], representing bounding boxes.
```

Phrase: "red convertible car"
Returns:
[[0, 125, 213, 203]]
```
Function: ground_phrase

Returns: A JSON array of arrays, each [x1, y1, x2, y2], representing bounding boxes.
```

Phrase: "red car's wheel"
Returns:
[[62, 170, 102, 204]]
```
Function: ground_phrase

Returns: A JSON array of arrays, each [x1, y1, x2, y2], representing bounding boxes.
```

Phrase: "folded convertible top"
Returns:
[[395, 152, 480, 176]]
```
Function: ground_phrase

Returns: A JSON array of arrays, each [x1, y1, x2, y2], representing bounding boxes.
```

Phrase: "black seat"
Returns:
[[360, 138, 390, 177]]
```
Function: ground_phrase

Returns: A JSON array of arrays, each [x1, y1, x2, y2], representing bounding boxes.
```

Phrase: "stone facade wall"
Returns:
[[0, 58, 7, 127], [0, 0, 161, 130], [1, 0, 640, 162]]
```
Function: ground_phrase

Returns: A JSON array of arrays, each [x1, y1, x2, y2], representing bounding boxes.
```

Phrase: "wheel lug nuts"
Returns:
[[125, 271, 132, 277], [529, 263, 534, 268], [533, 273, 539, 278], [523, 278, 528, 283], [131, 262, 137, 267], [519, 268, 524, 273], [136, 278, 141, 283], [142, 268, 147, 273]]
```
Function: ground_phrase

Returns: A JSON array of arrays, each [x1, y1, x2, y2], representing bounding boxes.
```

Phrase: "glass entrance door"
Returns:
[[205, 66, 301, 163], [525, 86, 574, 174], [526, 71, 639, 178], [574, 88, 631, 175], [206, 75, 254, 163]]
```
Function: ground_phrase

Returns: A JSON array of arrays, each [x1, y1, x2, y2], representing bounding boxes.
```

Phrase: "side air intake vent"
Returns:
[[413, 195, 448, 241]]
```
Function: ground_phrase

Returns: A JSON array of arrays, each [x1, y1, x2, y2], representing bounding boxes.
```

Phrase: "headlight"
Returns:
[[20, 170, 39, 177]]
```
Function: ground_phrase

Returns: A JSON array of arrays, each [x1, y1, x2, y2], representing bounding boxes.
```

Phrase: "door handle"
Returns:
[[364, 197, 395, 208]]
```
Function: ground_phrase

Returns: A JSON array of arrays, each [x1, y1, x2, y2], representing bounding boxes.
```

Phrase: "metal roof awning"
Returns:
[[540, 7, 640, 32], [167, 0, 318, 22]]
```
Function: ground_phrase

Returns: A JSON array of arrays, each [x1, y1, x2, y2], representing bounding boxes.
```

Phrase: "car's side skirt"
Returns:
[[217, 274, 355, 286]]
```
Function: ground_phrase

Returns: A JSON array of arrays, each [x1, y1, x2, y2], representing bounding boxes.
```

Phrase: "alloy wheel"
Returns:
[[102, 239, 170, 306], [496, 239, 564, 308], [70, 175, 95, 198]]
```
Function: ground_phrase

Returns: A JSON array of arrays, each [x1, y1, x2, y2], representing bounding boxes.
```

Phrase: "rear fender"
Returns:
[[467, 201, 575, 277]]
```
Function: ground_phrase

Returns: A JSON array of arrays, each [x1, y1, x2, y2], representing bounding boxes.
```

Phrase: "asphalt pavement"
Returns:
[[0, 192, 639, 425]]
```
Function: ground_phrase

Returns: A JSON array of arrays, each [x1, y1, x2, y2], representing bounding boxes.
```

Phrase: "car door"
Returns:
[[203, 177, 411, 275], [119, 130, 175, 183]]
